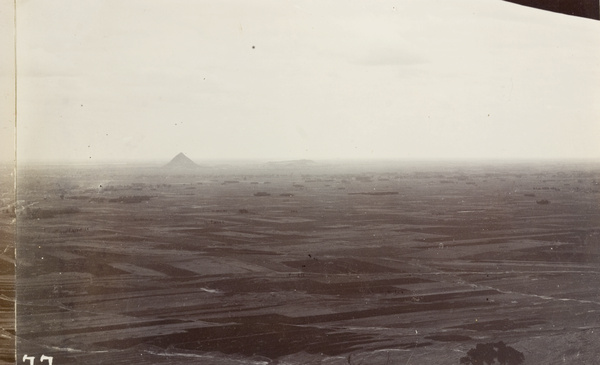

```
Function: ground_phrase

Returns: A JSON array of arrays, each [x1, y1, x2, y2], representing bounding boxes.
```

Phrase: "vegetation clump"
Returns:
[[108, 195, 152, 203], [349, 191, 399, 196], [3, 205, 16, 218], [460, 341, 524, 365], [23, 207, 80, 219], [67, 195, 91, 200]]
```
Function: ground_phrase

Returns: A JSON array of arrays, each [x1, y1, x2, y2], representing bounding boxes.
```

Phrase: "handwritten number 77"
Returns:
[[23, 355, 53, 365]]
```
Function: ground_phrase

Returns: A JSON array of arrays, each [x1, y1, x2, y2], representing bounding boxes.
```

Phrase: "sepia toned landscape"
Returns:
[[8, 0, 600, 363], [10, 159, 600, 364]]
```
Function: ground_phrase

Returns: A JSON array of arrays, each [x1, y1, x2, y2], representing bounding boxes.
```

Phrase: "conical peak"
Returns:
[[165, 152, 197, 168]]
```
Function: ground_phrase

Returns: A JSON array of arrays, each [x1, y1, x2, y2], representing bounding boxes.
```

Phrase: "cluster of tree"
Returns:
[[2, 205, 16, 218], [348, 191, 399, 196], [460, 341, 524, 365], [107, 195, 152, 203], [66, 195, 91, 200], [23, 207, 80, 219]]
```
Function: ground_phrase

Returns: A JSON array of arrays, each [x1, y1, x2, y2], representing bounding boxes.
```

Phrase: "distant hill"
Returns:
[[265, 159, 316, 168], [164, 153, 198, 168]]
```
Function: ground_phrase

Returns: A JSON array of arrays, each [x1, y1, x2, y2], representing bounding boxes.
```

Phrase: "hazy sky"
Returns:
[[15, 0, 600, 163]]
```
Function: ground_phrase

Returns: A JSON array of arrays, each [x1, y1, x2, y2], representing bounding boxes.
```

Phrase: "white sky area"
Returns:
[[15, 0, 600, 163]]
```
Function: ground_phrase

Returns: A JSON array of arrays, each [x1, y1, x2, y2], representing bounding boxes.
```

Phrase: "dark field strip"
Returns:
[[451, 318, 546, 332], [469, 243, 600, 263], [124, 301, 262, 318], [99, 323, 384, 358], [19, 318, 187, 339], [407, 228, 583, 244], [439, 233, 586, 248], [93, 296, 491, 358], [132, 262, 199, 277], [283, 257, 406, 274], [208, 298, 494, 327]]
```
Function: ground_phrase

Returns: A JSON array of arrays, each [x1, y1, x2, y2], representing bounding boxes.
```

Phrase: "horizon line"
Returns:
[[8, 156, 600, 167]]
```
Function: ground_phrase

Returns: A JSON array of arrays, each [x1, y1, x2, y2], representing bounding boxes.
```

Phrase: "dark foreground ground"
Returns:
[[0, 165, 15, 364], [12, 161, 600, 364]]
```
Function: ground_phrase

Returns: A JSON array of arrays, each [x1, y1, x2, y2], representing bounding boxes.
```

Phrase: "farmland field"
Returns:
[[13, 161, 600, 364], [0, 164, 15, 364]]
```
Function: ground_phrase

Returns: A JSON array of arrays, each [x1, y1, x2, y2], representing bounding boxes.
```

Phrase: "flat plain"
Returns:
[[13, 161, 600, 364], [0, 164, 15, 364]]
